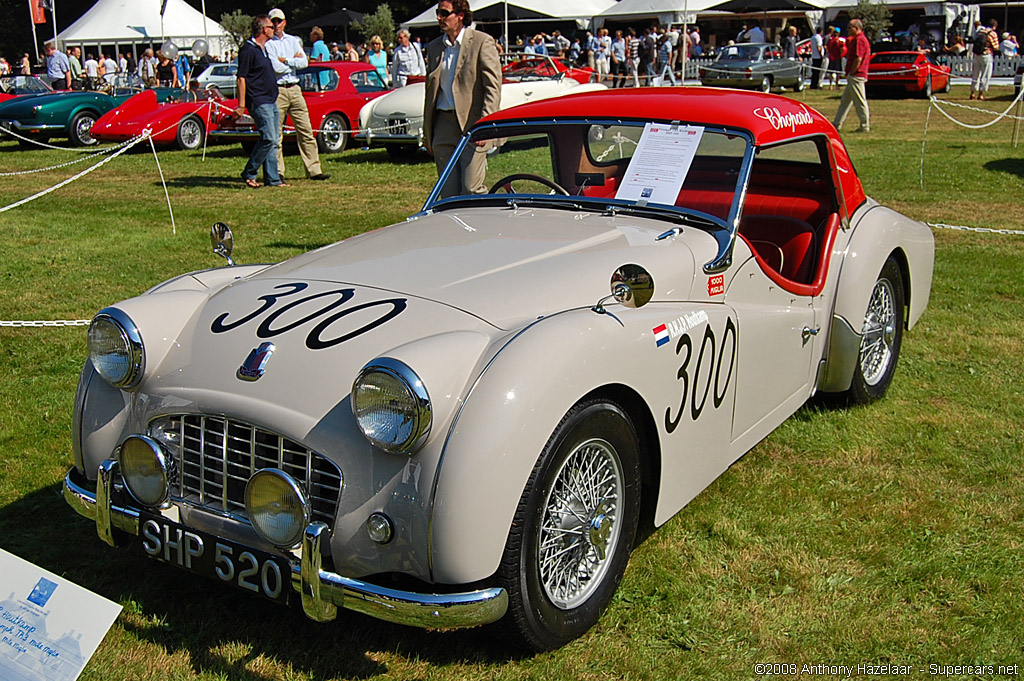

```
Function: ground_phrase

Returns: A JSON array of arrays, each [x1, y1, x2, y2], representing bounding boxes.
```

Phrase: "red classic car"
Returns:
[[210, 61, 388, 153], [92, 87, 233, 150], [0, 75, 54, 104], [867, 51, 951, 97], [502, 55, 598, 84]]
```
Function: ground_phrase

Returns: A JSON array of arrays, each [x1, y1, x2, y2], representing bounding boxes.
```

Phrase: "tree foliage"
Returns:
[[219, 10, 253, 50], [354, 4, 396, 47], [853, 0, 892, 42]]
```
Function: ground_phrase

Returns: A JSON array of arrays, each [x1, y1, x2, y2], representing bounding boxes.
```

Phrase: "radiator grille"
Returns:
[[154, 415, 342, 526]]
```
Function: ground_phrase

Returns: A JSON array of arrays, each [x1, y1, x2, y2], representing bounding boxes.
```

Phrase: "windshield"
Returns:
[[0, 75, 53, 95], [716, 45, 762, 62], [425, 120, 749, 227]]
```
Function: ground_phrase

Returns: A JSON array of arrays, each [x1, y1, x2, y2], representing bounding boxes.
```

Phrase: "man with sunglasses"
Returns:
[[236, 15, 285, 188], [424, 0, 501, 197]]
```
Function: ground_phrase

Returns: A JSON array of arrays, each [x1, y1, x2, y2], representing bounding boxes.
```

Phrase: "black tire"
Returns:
[[385, 143, 416, 158], [497, 399, 641, 652], [68, 110, 98, 147], [759, 76, 772, 93], [844, 257, 905, 404], [175, 115, 205, 151], [317, 112, 348, 153], [922, 75, 932, 99]]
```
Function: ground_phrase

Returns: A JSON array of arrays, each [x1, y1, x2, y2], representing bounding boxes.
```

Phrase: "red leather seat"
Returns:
[[738, 215, 816, 284]]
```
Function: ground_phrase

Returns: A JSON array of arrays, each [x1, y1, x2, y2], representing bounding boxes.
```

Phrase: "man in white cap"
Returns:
[[265, 7, 330, 181]]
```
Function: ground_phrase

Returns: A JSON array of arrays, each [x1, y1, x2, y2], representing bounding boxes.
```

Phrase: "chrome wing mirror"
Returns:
[[593, 264, 654, 319], [210, 222, 235, 266]]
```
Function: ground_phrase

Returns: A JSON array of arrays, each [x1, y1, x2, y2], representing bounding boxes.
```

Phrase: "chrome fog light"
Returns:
[[118, 435, 173, 507], [88, 308, 144, 389], [366, 512, 393, 544], [351, 358, 431, 454], [244, 469, 310, 548]]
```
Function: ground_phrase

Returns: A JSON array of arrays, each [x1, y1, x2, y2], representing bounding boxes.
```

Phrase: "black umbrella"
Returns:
[[706, 0, 819, 12], [472, 3, 550, 22], [293, 9, 366, 30]]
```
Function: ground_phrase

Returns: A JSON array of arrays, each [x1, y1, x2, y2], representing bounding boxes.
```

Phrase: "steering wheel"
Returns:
[[489, 173, 570, 195]]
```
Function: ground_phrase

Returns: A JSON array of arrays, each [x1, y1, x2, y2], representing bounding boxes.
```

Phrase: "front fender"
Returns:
[[820, 201, 934, 392], [429, 304, 680, 584]]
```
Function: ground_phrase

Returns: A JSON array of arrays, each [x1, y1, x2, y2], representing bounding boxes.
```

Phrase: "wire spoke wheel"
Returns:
[[859, 277, 895, 386], [538, 438, 623, 609]]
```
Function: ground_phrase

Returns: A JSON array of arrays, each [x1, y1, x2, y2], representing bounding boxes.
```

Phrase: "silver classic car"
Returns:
[[700, 43, 805, 92], [64, 88, 933, 651]]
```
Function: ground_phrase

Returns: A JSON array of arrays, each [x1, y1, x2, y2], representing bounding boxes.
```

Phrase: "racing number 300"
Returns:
[[665, 318, 737, 433]]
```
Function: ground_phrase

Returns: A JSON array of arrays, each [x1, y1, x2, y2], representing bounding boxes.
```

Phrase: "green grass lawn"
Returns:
[[0, 86, 1022, 680]]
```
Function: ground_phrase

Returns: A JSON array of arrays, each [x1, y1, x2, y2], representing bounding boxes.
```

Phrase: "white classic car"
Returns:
[[356, 56, 606, 155], [64, 88, 933, 651]]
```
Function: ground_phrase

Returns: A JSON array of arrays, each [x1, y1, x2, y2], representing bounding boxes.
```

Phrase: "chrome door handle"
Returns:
[[802, 326, 820, 341]]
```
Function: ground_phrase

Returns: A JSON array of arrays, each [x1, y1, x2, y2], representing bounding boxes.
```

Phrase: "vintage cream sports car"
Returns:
[[64, 88, 933, 651]]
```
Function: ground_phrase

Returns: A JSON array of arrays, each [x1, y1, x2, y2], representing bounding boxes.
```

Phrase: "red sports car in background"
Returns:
[[211, 61, 388, 153], [502, 55, 598, 84], [0, 75, 54, 104], [867, 51, 951, 97], [92, 87, 233, 150]]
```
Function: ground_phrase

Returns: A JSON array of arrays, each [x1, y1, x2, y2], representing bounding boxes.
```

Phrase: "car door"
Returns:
[[725, 137, 838, 446]]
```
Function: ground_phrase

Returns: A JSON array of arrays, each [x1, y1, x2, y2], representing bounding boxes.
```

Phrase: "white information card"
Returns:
[[0, 548, 122, 681], [614, 123, 705, 206]]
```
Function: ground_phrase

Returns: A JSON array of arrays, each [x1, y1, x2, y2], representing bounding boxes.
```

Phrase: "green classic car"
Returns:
[[0, 83, 179, 147]]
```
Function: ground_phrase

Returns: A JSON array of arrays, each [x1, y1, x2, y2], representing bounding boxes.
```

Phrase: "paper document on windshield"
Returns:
[[615, 123, 704, 206]]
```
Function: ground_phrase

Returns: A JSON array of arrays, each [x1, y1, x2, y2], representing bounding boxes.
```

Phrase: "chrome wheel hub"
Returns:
[[859, 278, 896, 386], [538, 438, 623, 609]]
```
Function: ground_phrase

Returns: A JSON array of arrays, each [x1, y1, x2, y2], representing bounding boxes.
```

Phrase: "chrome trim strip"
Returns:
[[63, 466, 507, 630]]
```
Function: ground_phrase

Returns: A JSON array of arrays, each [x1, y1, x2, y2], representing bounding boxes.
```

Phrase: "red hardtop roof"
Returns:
[[479, 87, 839, 148], [478, 87, 866, 213]]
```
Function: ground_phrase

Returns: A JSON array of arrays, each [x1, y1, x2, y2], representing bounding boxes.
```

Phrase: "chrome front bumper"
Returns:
[[63, 462, 508, 629]]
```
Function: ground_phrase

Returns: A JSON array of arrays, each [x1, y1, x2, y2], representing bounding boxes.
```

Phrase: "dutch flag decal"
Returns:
[[653, 324, 670, 347]]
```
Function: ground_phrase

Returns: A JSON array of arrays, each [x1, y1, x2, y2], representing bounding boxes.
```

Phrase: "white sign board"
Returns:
[[614, 123, 704, 206], [0, 549, 122, 681]]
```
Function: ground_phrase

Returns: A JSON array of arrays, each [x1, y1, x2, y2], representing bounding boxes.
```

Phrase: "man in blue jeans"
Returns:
[[235, 15, 285, 187]]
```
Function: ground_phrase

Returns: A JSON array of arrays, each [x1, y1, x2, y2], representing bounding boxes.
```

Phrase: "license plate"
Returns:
[[387, 118, 408, 135], [139, 512, 292, 604]]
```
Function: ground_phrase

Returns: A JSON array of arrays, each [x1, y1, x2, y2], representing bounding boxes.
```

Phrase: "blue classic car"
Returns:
[[699, 43, 805, 93]]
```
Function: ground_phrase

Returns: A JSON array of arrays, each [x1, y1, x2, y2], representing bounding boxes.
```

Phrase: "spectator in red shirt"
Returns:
[[833, 19, 871, 134], [825, 26, 846, 90]]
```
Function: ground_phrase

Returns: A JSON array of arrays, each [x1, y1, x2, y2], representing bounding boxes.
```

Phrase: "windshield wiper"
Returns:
[[602, 203, 719, 229]]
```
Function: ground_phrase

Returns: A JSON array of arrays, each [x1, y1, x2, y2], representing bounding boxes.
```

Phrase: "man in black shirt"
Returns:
[[236, 15, 285, 187]]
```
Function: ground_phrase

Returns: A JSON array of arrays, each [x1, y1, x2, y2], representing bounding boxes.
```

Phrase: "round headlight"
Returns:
[[244, 469, 310, 548], [118, 435, 173, 507], [88, 308, 144, 388], [351, 358, 431, 454]]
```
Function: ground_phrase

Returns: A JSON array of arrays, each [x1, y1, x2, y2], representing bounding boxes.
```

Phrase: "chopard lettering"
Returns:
[[752, 106, 815, 132]]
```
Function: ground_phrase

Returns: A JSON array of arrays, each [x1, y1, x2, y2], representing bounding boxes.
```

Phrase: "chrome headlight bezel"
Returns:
[[351, 357, 431, 455], [244, 469, 311, 549], [88, 307, 144, 389], [118, 435, 174, 508]]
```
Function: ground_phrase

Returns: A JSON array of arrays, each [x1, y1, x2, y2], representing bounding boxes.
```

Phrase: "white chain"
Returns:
[[928, 86, 1024, 129], [928, 222, 1024, 235], [0, 319, 91, 327]]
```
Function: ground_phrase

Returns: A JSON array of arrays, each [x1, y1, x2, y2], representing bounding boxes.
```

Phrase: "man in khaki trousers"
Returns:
[[424, 0, 501, 198], [266, 8, 330, 181]]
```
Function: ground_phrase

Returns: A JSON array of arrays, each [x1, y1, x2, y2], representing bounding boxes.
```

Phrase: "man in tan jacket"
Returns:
[[424, 0, 501, 197]]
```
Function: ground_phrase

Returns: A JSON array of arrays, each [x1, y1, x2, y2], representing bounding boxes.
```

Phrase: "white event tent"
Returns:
[[402, 0, 618, 30], [56, 0, 233, 60], [593, 0, 724, 28]]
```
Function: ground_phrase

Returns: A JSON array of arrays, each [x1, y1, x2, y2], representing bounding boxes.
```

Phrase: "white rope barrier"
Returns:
[[0, 131, 150, 214], [928, 86, 1024, 129], [0, 134, 144, 177], [0, 124, 112, 152], [0, 319, 91, 328], [148, 133, 176, 235], [928, 222, 1024, 235]]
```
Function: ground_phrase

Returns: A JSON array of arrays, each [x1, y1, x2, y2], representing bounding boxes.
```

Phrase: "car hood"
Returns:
[[260, 205, 713, 328], [0, 91, 75, 114]]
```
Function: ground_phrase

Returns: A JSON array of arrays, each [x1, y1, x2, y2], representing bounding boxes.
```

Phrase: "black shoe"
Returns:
[[310, 173, 330, 181]]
